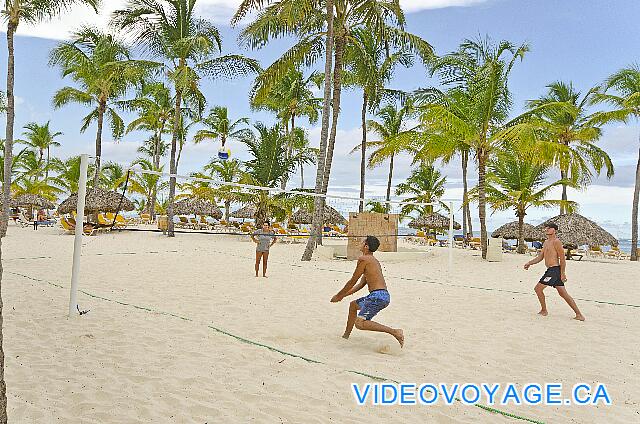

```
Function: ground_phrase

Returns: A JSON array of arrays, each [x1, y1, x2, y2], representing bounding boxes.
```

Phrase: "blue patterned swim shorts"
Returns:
[[356, 289, 390, 320]]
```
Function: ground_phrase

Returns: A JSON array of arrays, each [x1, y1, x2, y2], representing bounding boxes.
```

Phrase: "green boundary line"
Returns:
[[6, 250, 640, 309], [7, 270, 544, 424]]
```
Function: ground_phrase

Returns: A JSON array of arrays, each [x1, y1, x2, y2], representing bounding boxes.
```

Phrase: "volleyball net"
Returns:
[[122, 165, 463, 239]]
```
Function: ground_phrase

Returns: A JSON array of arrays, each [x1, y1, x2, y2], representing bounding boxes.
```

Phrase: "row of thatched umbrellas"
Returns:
[[491, 213, 619, 247], [6, 190, 621, 248]]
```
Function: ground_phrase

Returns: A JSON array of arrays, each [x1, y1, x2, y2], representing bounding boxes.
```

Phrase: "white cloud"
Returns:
[[6, 0, 491, 41]]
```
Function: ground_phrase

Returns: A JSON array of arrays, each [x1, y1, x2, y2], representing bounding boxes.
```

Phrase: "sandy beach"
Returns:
[[2, 226, 639, 423]]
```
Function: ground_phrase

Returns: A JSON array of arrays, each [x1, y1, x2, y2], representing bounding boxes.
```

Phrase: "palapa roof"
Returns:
[[58, 188, 134, 214], [291, 205, 347, 225], [408, 212, 461, 230], [534, 213, 618, 247], [174, 198, 223, 219], [12, 194, 55, 209], [231, 204, 258, 219], [492, 221, 545, 241]]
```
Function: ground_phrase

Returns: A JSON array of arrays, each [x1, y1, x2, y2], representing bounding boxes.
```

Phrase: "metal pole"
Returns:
[[448, 201, 454, 271], [69, 154, 89, 316]]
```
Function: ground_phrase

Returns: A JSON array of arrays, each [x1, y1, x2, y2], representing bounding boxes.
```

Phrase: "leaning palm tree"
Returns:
[[395, 163, 448, 218], [204, 158, 245, 223], [525, 81, 614, 214], [474, 147, 577, 254], [593, 64, 640, 261], [194, 106, 251, 151], [418, 37, 529, 259], [113, 0, 260, 237], [343, 26, 413, 211], [50, 26, 152, 186], [364, 101, 420, 204], [22, 121, 62, 180]]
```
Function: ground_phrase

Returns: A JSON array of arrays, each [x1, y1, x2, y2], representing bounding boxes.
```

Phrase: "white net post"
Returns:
[[448, 201, 454, 271], [69, 154, 89, 316]]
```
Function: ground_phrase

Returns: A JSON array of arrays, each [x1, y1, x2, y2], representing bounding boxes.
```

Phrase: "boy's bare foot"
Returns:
[[392, 329, 404, 348], [263, 275, 268, 278], [255, 274, 259, 277], [342, 334, 350, 340], [574, 314, 585, 321], [538, 310, 548, 316]]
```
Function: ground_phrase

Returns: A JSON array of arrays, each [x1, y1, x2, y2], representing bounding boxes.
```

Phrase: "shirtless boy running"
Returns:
[[330, 236, 404, 347], [524, 222, 585, 321]]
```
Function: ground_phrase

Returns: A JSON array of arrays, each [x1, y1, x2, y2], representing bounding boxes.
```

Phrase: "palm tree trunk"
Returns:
[[93, 100, 106, 187], [1, 22, 17, 239], [302, 0, 334, 261], [300, 162, 304, 188], [631, 138, 640, 261], [224, 200, 230, 224], [0, 237, 6, 424], [280, 115, 295, 191], [167, 89, 183, 238], [46, 146, 51, 181], [560, 169, 568, 215], [478, 152, 488, 259], [386, 154, 395, 206], [517, 212, 526, 254], [461, 151, 468, 237], [359, 93, 367, 212], [462, 150, 473, 237]]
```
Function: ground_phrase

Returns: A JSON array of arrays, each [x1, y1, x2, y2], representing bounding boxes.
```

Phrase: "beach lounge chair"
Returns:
[[176, 216, 192, 229], [141, 213, 152, 224], [469, 237, 481, 250], [97, 214, 113, 232], [16, 213, 31, 228], [60, 216, 97, 236], [200, 216, 213, 230], [588, 246, 604, 258]]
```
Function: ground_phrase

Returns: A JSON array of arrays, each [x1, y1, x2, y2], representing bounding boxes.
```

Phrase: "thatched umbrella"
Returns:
[[408, 212, 461, 230], [174, 198, 223, 219], [58, 188, 134, 215], [534, 213, 618, 247], [291, 205, 347, 225], [492, 221, 544, 242], [13, 194, 55, 209], [231, 204, 257, 220]]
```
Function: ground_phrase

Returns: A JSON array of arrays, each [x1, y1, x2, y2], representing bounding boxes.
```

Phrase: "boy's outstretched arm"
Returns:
[[331, 259, 366, 302], [346, 275, 367, 296]]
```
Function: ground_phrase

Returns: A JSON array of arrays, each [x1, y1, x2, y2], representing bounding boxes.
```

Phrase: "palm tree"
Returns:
[[239, 123, 297, 225], [363, 102, 420, 205], [477, 148, 576, 254], [100, 162, 126, 190], [418, 38, 529, 259], [0, 142, 28, 186], [1, 0, 100, 242], [0, 91, 6, 113], [50, 26, 151, 186], [126, 158, 167, 214], [194, 106, 251, 151], [114, 0, 260, 237], [234, 0, 432, 260], [51, 156, 96, 193], [22, 122, 62, 180], [594, 65, 640, 261], [415, 88, 474, 239], [289, 127, 318, 189], [343, 27, 413, 211], [366, 201, 389, 214], [252, 67, 322, 189], [123, 81, 174, 220], [525, 82, 614, 214], [395, 163, 448, 218], [203, 158, 244, 223]]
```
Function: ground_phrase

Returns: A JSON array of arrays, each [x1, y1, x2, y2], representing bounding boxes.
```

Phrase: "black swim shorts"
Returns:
[[539, 266, 564, 287]]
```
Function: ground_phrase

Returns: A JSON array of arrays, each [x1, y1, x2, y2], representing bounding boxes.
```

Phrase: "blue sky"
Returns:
[[1, 0, 639, 237]]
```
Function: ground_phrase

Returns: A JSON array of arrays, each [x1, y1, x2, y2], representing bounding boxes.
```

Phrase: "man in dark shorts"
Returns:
[[330, 236, 404, 347], [524, 222, 585, 321]]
